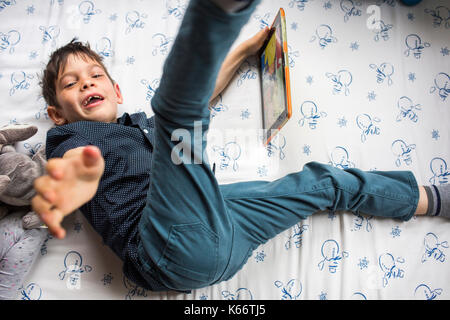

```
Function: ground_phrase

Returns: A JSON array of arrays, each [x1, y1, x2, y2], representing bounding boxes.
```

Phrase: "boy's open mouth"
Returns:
[[82, 94, 104, 108]]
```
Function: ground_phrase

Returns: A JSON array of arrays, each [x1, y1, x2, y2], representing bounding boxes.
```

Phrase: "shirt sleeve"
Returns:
[[45, 126, 92, 160]]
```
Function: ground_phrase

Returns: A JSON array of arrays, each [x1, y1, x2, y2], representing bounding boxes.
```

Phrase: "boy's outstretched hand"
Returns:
[[32, 146, 105, 239]]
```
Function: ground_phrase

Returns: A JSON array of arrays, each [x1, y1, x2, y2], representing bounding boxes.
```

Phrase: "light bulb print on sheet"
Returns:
[[123, 275, 148, 300], [429, 157, 449, 185], [222, 287, 253, 300], [287, 45, 300, 69], [329, 146, 355, 170], [209, 94, 229, 119], [298, 101, 327, 130], [421, 232, 448, 264], [424, 5, 450, 29], [391, 139, 416, 167], [372, 20, 393, 42], [378, 252, 404, 288], [20, 282, 43, 300], [288, 0, 310, 12], [326, 70, 352, 96], [317, 239, 349, 274], [429, 72, 449, 101], [211, 141, 241, 172], [340, 0, 362, 23], [284, 223, 309, 250], [414, 284, 443, 300], [356, 113, 381, 143], [151, 33, 174, 56], [9, 71, 34, 96], [237, 60, 258, 88], [141, 78, 160, 105], [78, 0, 101, 24], [0, 29, 20, 54], [96, 37, 114, 58], [369, 62, 394, 86], [274, 278, 302, 300], [163, 0, 187, 21], [39, 25, 60, 47], [351, 213, 373, 232], [404, 34, 431, 59], [265, 133, 286, 160], [0, 0, 16, 12], [395, 96, 421, 123], [58, 251, 92, 290], [125, 10, 148, 34], [310, 24, 337, 49]]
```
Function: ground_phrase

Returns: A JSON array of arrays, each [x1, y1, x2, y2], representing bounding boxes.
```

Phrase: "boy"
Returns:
[[32, 0, 449, 292]]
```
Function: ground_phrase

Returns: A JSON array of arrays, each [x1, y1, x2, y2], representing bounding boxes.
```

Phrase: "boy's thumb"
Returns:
[[82, 145, 102, 167]]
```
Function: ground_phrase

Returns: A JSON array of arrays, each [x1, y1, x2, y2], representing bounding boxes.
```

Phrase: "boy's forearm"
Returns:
[[210, 42, 250, 102]]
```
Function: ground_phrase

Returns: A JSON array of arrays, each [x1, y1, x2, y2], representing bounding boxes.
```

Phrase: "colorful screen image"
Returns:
[[260, 22, 286, 130]]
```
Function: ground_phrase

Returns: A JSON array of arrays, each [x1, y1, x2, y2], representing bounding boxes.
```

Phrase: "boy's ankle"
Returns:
[[424, 184, 450, 218]]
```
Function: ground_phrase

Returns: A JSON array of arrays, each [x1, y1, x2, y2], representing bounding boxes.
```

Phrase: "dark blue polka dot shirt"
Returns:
[[45, 112, 160, 290]]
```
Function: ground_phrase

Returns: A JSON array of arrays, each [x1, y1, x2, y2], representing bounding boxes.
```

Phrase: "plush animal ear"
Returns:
[[0, 175, 11, 194]]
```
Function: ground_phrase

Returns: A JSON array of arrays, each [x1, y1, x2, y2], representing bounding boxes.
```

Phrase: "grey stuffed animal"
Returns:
[[0, 124, 48, 300]]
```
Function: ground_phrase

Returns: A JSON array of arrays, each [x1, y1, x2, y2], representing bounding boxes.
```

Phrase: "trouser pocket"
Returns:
[[157, 223, 219, 290]]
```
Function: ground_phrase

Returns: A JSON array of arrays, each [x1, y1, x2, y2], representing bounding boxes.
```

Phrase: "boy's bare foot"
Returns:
[[32, 146, 105, 239]]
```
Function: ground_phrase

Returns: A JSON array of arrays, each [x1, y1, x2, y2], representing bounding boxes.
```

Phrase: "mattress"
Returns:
[[1, 0, 449, 300]]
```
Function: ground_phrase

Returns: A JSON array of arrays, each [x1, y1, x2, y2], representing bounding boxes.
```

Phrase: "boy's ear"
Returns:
[[47, 106, 68, 126], [114, 83, 123, 105]]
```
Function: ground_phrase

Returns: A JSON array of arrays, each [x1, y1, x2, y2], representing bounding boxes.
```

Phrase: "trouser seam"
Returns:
[[223, 184, 335, 201], [224, 184, 415, 203]]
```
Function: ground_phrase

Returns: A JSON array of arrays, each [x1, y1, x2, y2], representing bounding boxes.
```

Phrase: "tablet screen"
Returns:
[[260, 16, 286, 131]]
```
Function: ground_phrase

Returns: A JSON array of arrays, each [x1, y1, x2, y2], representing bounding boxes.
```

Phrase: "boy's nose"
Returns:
[[82, 79, 94, 90]]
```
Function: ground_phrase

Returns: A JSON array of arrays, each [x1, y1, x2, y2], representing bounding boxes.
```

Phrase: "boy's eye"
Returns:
[[93, 74, 103, 78], [64, 82, 76, 88]]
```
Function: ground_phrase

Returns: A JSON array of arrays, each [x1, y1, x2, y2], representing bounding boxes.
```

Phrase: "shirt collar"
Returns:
[[117, 112, 149, 129]]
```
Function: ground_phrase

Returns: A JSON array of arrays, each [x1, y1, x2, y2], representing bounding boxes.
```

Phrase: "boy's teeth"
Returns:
[[84, 95, 102, 106]]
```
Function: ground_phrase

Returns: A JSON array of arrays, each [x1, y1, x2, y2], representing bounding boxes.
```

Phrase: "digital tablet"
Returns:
[[259, 8, 292, 146]]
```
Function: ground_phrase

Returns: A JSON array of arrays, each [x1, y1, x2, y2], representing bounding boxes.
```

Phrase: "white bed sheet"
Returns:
[[1, 0, 449, 300]]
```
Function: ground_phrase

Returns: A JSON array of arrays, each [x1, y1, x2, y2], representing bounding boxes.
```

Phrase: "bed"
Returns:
[[1, 0, 449, 300]]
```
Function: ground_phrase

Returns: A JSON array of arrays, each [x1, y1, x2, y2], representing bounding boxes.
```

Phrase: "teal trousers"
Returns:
[[137, 0, 419, 291]]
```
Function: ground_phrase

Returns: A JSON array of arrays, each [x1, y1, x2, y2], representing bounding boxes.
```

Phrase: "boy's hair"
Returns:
[[40, 38, 114, 108]]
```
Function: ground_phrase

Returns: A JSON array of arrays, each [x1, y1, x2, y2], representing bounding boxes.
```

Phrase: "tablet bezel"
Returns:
[[259, 8, 292, 146]]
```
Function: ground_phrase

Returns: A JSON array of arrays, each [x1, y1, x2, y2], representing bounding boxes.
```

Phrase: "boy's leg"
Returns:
[[137, 0, 261, 291], [217, 162, 420, 281]]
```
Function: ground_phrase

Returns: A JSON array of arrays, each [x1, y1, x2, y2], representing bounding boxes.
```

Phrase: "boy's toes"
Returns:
[[31, 195, 66, 239], [82, 145, 102, 168], [46, 158, 66, 180]]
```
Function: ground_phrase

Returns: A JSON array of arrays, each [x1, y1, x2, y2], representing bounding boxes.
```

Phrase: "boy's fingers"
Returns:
[[246, 27, 271, 55], [257, 26, 270, 40]]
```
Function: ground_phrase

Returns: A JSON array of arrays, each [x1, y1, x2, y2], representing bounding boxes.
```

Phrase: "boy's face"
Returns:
[[47, 53, 123, 125]]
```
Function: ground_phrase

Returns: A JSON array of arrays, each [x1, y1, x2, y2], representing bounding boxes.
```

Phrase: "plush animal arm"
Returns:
[[0, 124, 37, 150]]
